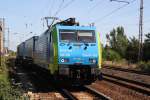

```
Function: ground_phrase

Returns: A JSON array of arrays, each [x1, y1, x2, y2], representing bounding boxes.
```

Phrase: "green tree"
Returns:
[[109, 26, 128, 58], [143, 33, 150, 61], [102, 47, 121, 61], [108, 49, 121, 61], [102, 47, 107, 61], [110, 28, 117, 50], [126, 37, 139, 63]]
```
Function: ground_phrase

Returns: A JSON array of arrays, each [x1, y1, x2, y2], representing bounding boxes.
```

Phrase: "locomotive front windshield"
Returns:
[[59, 30, 96, 43]]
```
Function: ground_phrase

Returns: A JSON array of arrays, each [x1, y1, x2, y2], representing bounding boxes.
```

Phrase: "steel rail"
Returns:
[[60, 88, 78, 100], [102, 73, 150, 88], [83, 86, 113, 100], [103, 65, 150, 76], [103, 73, 150, 96]]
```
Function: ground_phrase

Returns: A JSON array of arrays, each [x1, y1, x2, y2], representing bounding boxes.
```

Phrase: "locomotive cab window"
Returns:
[[77, 31, 95, 43], [59, 30, 96, 43], [59, 30, 77, 42]]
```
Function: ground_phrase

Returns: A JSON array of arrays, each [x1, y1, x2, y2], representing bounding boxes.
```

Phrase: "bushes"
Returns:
[[125, 37, 139, 63], [0, 57, 5, 71], [0, 78, 22, 99], [137, 61, 150, 72], [0, 57, 23, 99], [103, 48, 121, 61], [102, 48, 107, 61], [109, 49, 121, 61]]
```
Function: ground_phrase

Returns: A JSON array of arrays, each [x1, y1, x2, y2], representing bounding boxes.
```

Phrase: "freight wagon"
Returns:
[[24, 36, 38, 64], [16, 42, 25, 65]]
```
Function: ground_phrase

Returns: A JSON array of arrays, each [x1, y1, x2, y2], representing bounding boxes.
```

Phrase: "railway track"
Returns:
[[102, 73, 150, 96], [83, 85, 112, 100], [60, 88, 78, 100], [59, 86, 112, 100], [11, 59, 112, 100], [8, 58, 150, 99], [103, 65, 150, 76], [26, 86, 112, 100]]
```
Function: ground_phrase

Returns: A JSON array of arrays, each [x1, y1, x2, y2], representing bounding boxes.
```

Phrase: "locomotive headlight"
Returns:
[[92, 59, 96, 63], [89, 58, 96, 64], [61, 59, 65, 63], [61, 58, 69, 63]]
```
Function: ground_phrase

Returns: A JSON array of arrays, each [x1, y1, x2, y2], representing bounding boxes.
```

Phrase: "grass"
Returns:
[[103, 59, 137, 69], [103, 59, 150, 73], [137, 61, 150, 73], [0, 56, 25, 99]]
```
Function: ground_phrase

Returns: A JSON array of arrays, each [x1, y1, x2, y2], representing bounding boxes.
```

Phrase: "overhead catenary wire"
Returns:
[[44, 0, 65, 29], [110, 0, 129, 4], [49, 0, 55, 16], [46, 0, 75, 28], [25, 0, 54, 34], [40, 0, 57, 29], [53, 0, 76, 17], [93, 0, 137, 24], [32, 0, 53, 31], [87, 0, 104, 13], [53, 0, 65, 16], [42, 0, 52, 16]]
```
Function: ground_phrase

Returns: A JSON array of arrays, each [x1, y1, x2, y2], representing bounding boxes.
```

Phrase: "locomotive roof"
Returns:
[[56, 25, 96, 30], [24, 36, 39, 42]]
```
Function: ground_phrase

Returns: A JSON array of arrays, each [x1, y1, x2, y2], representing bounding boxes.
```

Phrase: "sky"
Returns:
[[0, 0, 150, 51]]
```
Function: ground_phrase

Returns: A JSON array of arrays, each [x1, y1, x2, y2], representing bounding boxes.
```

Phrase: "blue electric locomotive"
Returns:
[[17, 18, 102, 84]]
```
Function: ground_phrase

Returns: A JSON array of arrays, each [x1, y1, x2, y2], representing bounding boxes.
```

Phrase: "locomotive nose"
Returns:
[[58, 43, 98, 65]]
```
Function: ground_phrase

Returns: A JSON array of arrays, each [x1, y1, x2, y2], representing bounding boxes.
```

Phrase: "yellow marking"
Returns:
[[97, 32, 102, 68]]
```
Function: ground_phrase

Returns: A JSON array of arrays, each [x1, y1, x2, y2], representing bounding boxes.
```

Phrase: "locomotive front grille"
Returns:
[[59, 65, 99, 81]]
